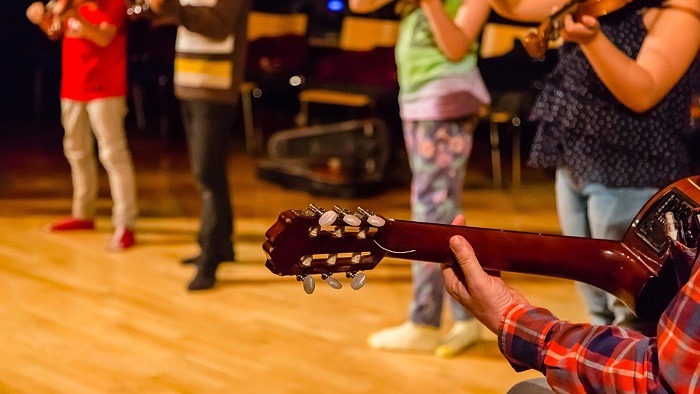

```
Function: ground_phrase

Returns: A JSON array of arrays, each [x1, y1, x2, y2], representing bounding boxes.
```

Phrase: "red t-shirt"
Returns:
[[60, 0, 127, 101]]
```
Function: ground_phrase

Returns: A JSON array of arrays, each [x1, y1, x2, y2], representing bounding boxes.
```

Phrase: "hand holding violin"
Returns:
[[560, 12, 600, 45], [521, 0, 630, 59]]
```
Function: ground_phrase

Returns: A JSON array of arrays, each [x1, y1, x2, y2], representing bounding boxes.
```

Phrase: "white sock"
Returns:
[[434, 320, 481, 358], [367, 322, 440, 352]]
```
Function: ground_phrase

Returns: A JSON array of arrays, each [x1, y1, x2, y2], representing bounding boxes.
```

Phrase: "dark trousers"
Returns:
[[180, 99, 235, 261]]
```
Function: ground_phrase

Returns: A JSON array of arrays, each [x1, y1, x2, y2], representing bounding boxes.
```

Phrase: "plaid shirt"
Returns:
[[499, 263, 700, 393]]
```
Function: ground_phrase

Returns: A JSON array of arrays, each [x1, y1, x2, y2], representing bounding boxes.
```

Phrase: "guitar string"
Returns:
[[372, 239, 416, 254]]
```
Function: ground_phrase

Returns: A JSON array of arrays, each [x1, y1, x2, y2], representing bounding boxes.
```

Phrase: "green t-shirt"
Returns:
[[395, 0, 479, 98]]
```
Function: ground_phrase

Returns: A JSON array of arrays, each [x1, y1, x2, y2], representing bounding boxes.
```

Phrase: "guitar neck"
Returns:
[[375, 220, 655, 311]]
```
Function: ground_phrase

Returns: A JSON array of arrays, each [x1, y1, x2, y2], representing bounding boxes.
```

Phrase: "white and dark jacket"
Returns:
[[155, 0, 249, 103]]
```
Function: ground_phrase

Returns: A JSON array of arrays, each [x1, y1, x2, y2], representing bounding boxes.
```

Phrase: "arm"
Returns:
[[487, 0, 566, 23], [26, 2, 63, 40], [348, 0, 396, 14], [561, 0, 700, 112], [500, 305, 664, 392], [442, 219, 700, 392], [62, 9, 117, 47], [420, 0, 491, 61], [148, 0, 244, 40]]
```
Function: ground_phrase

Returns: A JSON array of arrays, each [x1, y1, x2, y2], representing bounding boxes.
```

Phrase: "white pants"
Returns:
[[60, 97, 138, 228]]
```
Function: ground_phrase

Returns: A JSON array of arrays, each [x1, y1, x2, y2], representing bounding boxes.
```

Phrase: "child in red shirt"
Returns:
[[27, 0, 138, 251]]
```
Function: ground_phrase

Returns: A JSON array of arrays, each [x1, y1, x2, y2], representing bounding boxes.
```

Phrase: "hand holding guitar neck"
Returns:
[[263, 176, 700, 322]]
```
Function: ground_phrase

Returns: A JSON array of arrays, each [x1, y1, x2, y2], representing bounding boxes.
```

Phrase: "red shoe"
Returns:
[[108, 227, 135, 251], [50, 217, 95, 231]]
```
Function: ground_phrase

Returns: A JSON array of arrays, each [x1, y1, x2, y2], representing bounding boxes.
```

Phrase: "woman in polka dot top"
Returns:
[[488, 0, 699, 334]]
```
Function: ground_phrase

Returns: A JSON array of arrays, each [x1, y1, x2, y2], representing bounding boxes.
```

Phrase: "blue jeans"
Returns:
[[181, 100, 235, 261], [555, 168, 657, 333], [403, 117, 476, 327]]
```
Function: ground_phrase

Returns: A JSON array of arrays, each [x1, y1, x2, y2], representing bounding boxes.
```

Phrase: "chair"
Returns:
[[478, 23, 541, 188], [296, 16, 400, 127], [242, 11, 309, 153]]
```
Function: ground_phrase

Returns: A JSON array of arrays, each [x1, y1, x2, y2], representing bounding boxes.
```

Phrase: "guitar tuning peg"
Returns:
[[357, 207, 386, 227], [357, 228, 367, 239], [322, 273, 342, 290], [347, 271, 367, 290], [333, 205, 361, 226], [300, 255, 313, 267], [318, 210, 338, 226], [297, 275, 316, 294], [307, 204, 325, 217], [327, 254, 337, 265]]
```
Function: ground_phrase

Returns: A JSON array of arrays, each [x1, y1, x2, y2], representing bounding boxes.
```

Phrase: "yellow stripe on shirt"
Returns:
[[174, 57, 233, 89]]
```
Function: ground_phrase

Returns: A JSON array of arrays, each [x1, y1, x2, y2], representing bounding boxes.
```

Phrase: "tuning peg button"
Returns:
[[322, 274, 342, 289], [367, 215, 385, 227], [343, 214, 361, 226], [357, 207, 385, 227], [319, 210, 338, 226], [303, 276, 316, 294], [351, 272, 367, 290]]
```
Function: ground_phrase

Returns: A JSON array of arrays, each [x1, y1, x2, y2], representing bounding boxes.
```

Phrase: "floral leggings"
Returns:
[[403, 117, 476, 327]]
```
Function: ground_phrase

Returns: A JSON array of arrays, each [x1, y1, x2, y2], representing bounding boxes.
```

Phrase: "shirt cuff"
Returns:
[[498, 303, 560, 372]]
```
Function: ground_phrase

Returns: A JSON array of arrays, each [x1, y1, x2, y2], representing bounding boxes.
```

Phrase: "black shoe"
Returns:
[[187, 260, 220, 291], [182, 252, 235, 265]]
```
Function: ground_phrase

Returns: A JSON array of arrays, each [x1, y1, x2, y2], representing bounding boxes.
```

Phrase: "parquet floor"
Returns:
[[0, 125, 589, 393]]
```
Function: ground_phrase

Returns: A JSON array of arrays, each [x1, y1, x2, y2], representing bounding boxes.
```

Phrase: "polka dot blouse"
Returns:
[[527, 2, 699, 188]]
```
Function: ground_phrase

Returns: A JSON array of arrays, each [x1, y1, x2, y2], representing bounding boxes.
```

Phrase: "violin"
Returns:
[[521, 0, 632, 59], [43, 0, 77, 35], [125, 0, 151, 17]]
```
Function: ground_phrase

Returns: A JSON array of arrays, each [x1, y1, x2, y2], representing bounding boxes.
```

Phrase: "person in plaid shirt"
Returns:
[[442, 214, 700, 393]]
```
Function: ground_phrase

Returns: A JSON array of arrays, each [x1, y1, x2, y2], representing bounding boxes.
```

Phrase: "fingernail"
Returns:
[[449, 235, 465, 249]]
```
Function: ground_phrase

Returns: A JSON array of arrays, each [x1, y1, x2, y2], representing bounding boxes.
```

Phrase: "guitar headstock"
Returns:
[[263, 205, 389, 294]]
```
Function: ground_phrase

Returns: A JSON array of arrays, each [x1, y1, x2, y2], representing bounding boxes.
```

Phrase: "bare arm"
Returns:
[[562, 0, 700, 112], [488, 0, 566, 22], [26, 2, 63, 40], [62, 9, 117, 47], [421, 0, 491, 61], [348, 0, 396, 14]]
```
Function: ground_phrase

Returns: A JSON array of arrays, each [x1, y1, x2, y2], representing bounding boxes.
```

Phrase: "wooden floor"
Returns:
[[0, 127, 589, 393]]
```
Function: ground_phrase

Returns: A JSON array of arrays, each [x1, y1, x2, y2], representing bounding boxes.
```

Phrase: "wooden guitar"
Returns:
[[264, 176, 700, 322]]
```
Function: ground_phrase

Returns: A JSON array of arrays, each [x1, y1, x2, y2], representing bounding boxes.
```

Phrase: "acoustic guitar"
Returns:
[[264, 176, 700, 322]]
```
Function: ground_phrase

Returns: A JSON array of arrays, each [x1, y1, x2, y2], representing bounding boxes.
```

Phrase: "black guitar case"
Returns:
[[256, 118, 391, 197]]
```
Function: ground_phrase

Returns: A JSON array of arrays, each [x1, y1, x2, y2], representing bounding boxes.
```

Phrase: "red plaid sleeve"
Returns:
[[499, 265, 700, 393]]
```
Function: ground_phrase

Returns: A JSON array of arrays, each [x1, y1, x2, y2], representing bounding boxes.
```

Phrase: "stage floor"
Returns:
[[0, 128, 588, 393]]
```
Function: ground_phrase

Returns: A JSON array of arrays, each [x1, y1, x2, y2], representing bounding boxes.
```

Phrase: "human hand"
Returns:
[[26, 2, 46, 25], [441, 216, 530, 334], [145, 0, 166, 13], [560, 13, 600, 45]]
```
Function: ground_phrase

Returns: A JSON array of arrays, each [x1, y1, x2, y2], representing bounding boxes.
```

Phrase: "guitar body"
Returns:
[[264, 176, 700, 321]]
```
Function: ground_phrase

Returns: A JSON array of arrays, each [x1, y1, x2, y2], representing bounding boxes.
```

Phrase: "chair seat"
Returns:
[[299, 89, 375, 108]]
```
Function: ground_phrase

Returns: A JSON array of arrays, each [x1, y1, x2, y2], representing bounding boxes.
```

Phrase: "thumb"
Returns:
[[449, 235, 487, 286]]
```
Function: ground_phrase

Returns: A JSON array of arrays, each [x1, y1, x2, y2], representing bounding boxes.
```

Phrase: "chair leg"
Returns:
[[240, 84, 257, 153], [157, 74, 170, 145], [512, 124, 521, 189], [489, 120, 502, 188], [296, 101, 309, 127], [132, 83, 147, 131]]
